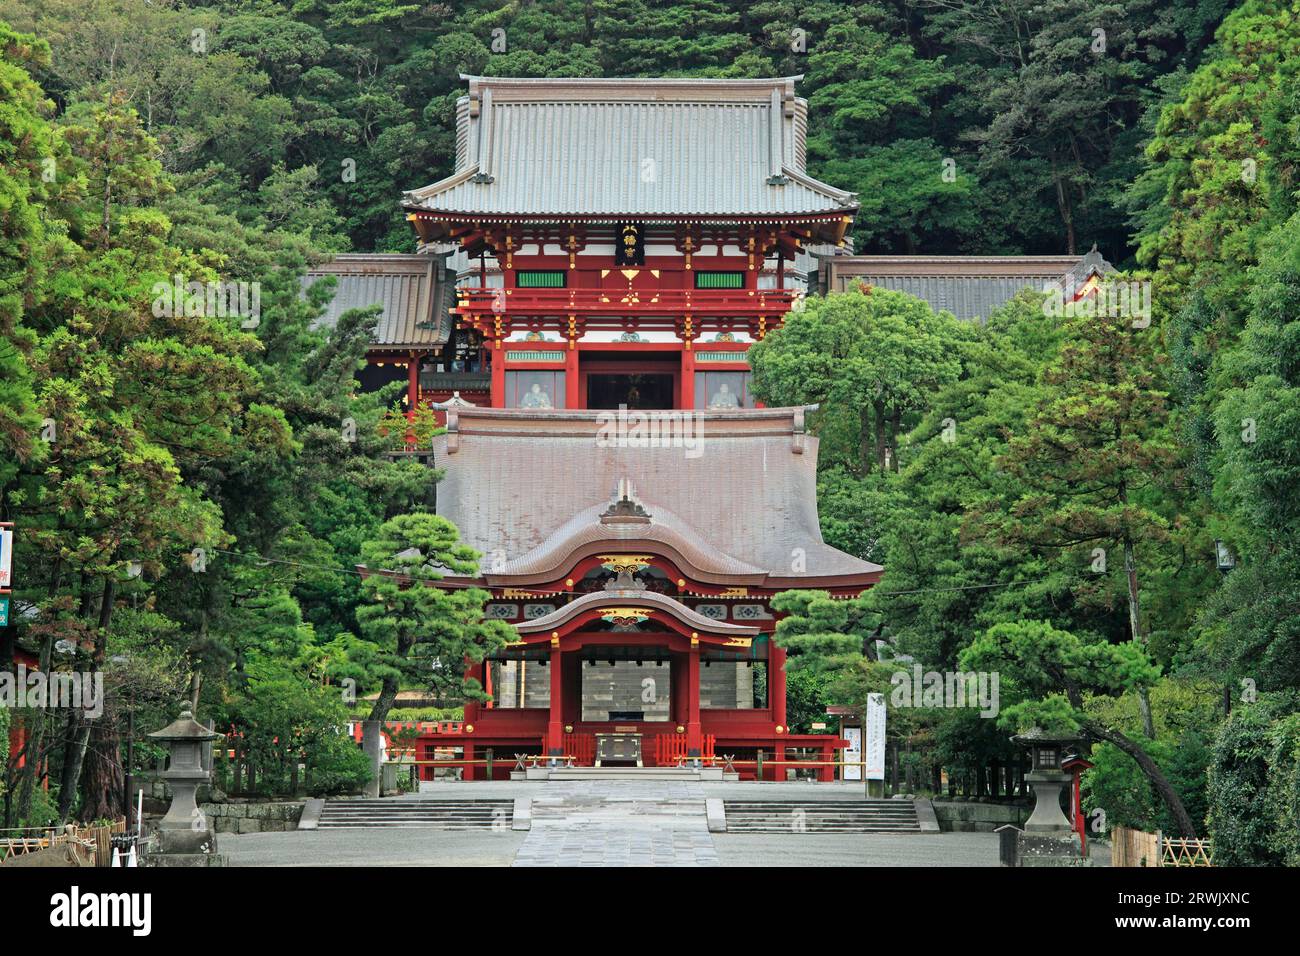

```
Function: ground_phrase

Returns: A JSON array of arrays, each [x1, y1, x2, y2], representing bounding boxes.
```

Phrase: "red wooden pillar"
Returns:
[[770, 640, 788, 729], [490, 341, 505, 408], [464, 741, 475, 781], [686, 639, 702, 755], [565, 340, 580, 409], [547, 644, 564, 755], [680, 343, 695, 409]]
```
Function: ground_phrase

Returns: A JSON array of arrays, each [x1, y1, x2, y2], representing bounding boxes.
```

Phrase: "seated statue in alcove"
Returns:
[[708, 382, 740, 409], [521, 382, 553, 408]]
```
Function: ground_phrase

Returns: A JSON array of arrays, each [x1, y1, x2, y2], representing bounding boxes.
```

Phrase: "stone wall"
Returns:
[[933, 800, 1030, 832], [200, 801, 304, 833]]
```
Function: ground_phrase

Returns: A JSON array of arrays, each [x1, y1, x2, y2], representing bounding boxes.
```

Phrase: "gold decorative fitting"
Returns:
[[676, 725, 685, 734], [550, 636, 560, 648], [599, 607, 652, 626], [775, 725, 784, 734], [564, 725, 573, 734], [565, 578, 574, 588], [466, 724, 475, 733], [598, 554, 652, 575]]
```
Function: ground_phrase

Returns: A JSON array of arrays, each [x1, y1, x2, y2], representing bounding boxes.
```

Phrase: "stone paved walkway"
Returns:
[[513, 780, 719, 867]]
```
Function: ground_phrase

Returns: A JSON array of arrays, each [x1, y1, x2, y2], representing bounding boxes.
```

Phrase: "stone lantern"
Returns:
[[1011, 727, 1078, 834], [147, 709, 225, 865]]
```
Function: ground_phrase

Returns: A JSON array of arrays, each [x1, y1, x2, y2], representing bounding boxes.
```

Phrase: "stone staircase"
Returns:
[[721, 799, 921, 833], [315, 798, 514, 829], [541, 766, 710, 781]]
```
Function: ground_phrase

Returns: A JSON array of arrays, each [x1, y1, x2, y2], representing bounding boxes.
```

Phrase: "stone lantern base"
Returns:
[[1023, 770, 1073, 833], [1017, 832, 1095, 867]]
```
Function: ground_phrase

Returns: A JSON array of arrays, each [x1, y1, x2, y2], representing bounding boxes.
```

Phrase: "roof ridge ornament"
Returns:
[[602, 568, 647, 592], [600, 478, 652, 523]]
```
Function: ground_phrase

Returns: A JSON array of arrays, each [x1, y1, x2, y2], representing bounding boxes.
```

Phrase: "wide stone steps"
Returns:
[[544, 767, 704, 780], [722, 800, 921, 833], [316, 798, 514, 829]]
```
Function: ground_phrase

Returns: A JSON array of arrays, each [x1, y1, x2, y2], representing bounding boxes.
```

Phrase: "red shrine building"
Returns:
[[353, 75, 884, 779]]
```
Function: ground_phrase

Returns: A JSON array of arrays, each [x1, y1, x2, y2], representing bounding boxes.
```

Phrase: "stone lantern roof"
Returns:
[[148, 709, 223, 742]]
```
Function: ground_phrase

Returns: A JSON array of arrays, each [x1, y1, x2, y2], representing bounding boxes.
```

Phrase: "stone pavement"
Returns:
[[514, 780, 718, 866], [221, 779, 1012, 867]]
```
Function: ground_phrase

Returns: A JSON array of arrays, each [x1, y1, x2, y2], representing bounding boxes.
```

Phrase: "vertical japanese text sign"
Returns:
[[865, 692, 886, 781]]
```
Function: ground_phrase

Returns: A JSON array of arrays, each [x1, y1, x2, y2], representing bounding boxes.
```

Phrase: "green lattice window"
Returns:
[[695, 271, 745, 289], [516, 270, 567, 288]]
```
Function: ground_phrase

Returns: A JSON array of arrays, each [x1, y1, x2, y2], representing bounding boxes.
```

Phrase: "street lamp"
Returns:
[[1214, 540, 1236, 573]]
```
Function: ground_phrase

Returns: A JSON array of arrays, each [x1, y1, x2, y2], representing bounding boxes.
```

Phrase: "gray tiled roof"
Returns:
[[432, 406, 882, 584], [820, 254, 1112, 323], [305, 254, 452, 349], [405, 76, 856, 220]]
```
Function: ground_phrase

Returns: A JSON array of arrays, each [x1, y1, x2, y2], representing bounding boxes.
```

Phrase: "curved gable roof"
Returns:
[[490, 499, 768, 584], [515, 587, 760, 638]]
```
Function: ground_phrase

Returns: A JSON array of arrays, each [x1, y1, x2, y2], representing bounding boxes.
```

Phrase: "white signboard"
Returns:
[[864, 693, 886, 781], [0, 527, 12, 588], [843, 726, 862, 781]]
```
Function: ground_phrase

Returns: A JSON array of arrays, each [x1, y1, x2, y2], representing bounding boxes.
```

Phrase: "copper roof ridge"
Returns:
[[446, 405, 816, 422], [459, 75, 805, 95]]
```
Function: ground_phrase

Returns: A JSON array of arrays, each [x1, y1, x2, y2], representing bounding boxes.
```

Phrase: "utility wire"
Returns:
[[205, 547, 1042, 598]]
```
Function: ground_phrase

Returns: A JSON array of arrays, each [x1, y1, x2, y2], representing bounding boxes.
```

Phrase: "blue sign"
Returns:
[[0, 596, 9, 627]]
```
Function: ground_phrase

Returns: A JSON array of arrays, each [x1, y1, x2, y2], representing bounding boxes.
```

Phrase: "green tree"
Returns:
[[749, 287, 966, 475], [356, 512, 514, 723], [978, 302, 1179, 737], [961, 618, 1198, 836], [0, 21, 65, 488]]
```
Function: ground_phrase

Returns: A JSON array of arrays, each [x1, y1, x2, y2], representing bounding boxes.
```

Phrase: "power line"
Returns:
[[874, 579, 1037, 597], [205, 546, 1042, 599], [206, 547, 367, 578]]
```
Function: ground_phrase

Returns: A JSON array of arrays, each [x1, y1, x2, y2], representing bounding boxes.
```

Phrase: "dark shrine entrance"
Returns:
[[580, 646, 673, 722], [586, 373, 674, 409], [581, 351, 679, 409]]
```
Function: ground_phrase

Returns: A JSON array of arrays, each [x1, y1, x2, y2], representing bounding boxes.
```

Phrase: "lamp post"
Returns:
[[1214, 540, 1236, 573], [1010, 727, 1078, 834], [1004, 727, 1094, 867], [146, 708, 225, 865]]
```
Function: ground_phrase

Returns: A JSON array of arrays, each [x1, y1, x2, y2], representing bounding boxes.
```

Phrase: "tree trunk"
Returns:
[[873, 400, 887, 474], [1088, 722, 1197, 838], [1054, 163, 1076, 255], [367, 674, 401, 724], [57, 714, 91, 822], [14, 627, 58, 823], [80, 718, 124, 822], [859, 406, 873, 477], [890, 407, 902, 471], [1123, 534, 1156, 738], [58, 578, 115, 822]]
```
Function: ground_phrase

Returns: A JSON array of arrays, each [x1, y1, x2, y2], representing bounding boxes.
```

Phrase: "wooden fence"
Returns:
[[0, 819, 126, 866], [1111, 826, 1213, 867]]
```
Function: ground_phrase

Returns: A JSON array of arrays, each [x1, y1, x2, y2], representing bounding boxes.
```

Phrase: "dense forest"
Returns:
[[2, 0, 1299, 863]]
